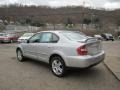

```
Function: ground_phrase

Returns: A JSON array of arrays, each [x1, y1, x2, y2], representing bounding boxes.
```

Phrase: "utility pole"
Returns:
[[29, 15, 33, 32], [81, 1, 85, 30], [90, 0, 95, 30], [90, 10, 95, 29], [53, 22, 55, 30]]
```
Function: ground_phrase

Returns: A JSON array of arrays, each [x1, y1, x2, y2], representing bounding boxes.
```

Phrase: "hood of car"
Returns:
[[18, 36, 31, 40]]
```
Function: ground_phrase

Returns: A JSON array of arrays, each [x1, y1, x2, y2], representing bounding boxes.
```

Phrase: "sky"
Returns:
[[0, 0, 120, 10]]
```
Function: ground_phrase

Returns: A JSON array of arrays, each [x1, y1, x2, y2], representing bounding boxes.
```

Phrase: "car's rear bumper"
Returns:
[[65, 51, 105, 68]]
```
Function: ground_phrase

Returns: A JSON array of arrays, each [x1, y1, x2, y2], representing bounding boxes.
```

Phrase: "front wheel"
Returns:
[[50, 56, 66, 77], [16, 49, 25, 62]]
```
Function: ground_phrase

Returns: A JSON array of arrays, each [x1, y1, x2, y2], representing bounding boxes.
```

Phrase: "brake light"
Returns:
[[77, 45, 87, 55]]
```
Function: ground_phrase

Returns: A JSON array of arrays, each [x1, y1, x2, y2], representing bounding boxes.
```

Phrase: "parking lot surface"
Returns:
[[103, 41, 120, 80], [0, 42, 120, 90]]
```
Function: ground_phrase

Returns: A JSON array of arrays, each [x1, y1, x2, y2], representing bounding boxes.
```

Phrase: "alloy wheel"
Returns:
[[51, 56, 66, 77]]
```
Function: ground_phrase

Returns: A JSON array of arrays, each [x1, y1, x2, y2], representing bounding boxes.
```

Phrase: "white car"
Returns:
[[118, 35, 120, 39], [94, 35, 103, 41], [18, 33, 34, 43], [16, 30, 105, 77]]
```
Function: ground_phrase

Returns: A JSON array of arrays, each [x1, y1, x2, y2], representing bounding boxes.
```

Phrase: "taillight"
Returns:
[[77, 45, 87, 55]]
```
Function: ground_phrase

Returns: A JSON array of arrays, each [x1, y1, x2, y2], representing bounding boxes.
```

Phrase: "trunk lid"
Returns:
[[86, 41, 102, 55], [78, 37, 102, 55]]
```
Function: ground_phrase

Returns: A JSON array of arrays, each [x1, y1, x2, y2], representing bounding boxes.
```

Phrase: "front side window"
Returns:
[[29, 33, 41, 43], [40, 33, 52, 43]]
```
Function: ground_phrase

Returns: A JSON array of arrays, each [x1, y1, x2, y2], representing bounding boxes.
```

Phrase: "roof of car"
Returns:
[[37, 30, 80, 34]]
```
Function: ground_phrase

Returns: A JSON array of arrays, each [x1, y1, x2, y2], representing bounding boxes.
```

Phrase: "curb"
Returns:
[[103, 62, 120, 82]]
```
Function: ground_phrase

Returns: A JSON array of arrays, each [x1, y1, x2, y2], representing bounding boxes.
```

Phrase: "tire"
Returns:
[[16, 49, 25, 62], [10, 40, 13, 43], [50, 56, 66, 77], [106, 39, 108, 41]]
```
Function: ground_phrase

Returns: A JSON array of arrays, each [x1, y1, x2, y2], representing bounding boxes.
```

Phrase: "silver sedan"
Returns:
[[16, 30, 105, 77]]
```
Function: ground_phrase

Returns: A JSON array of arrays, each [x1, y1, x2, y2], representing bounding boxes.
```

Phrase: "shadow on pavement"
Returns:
[[14, 57, 102, 78]]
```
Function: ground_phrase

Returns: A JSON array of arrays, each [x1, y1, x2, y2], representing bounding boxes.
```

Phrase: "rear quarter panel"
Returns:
[[49, 42, 84, 65]]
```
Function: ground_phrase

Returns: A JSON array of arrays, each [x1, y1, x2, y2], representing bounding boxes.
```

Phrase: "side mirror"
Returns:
[[27, 40, 29, 43]]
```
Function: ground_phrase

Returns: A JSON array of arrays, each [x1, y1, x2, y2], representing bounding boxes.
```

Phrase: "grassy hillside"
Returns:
[[0, 4, 120, 35]]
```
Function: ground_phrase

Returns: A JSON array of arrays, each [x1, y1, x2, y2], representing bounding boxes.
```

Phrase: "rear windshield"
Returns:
[[61, 31, 87, 41]]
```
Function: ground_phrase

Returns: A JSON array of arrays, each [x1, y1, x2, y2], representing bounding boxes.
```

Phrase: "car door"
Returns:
[[22, 33, 41, 59], [36, 32, 59, 63]]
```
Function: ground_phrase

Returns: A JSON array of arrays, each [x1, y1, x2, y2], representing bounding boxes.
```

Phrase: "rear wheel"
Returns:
[[16, 49, 25, 62], [50, 56, 66, 77]]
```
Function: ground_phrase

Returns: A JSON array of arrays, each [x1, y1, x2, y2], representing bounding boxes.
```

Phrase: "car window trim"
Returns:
[[28, 32, 59, 43]]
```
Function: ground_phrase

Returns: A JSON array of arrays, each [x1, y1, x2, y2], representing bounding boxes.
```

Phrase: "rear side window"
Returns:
[[61, 31, 86, 41], [52, 34, 59, 43]]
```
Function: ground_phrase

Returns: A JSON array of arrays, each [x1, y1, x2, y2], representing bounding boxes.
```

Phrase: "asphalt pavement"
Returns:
[[0, 43, 119, 90], [103, 41, 120, 81]]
